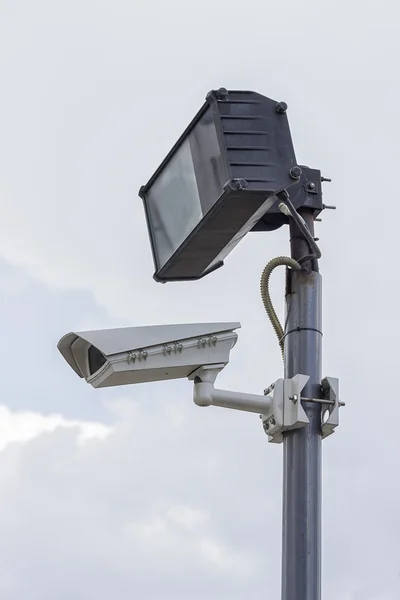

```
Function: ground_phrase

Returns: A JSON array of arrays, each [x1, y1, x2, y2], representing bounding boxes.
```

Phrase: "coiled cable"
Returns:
[[260, 256, 302, 358]]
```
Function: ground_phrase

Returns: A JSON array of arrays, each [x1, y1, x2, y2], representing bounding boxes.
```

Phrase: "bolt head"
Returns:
[[307, 182, 316, 190], [234, 178, 248, 190], [289, 166, 302, 180], [264, 382, 275, 396], [276, 101, 288, 114], [215, 87, 228, 100]]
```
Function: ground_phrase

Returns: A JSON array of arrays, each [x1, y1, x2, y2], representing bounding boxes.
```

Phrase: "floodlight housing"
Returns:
[[139, 88, 299, 283]]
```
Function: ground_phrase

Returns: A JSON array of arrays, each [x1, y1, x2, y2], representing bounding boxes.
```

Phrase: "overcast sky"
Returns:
[[0, 1, 399, 598]]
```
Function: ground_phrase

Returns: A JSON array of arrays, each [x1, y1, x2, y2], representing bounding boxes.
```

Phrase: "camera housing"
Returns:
[[57, 322, 240, 388]]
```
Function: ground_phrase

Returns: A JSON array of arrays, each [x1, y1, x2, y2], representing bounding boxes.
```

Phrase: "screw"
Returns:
[[289, 166, 302, 180], [234, 178, 248, 190], [321, 176, 332, 182], [264, 422, 270, 431], [290, 394, 298, 404], [269, 417, 276, 426], [276, 101, 288, 114], [307, 182, 316, 190], [264, 383, 275, 395]]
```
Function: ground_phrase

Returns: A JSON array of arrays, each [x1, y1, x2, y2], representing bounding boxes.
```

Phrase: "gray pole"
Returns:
[[282, 211, 323, 600]]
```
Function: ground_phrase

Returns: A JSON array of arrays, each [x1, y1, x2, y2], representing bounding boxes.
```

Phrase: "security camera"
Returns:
[[57, 322, 240, 389], [58, 321, 341, 442]]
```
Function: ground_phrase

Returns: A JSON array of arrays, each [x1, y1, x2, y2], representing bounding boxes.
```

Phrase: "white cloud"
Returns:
[[167, 505, 208, 531], [0, 404, 111, 451]]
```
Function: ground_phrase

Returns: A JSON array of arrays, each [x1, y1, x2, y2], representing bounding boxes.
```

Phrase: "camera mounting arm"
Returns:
[[189, 367, 341, 443], [190, 365, 272, 414], [190, 367, 327, 443]]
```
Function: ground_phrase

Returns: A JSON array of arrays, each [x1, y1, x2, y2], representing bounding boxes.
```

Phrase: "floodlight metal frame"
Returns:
[[139, 88, 299, 283]]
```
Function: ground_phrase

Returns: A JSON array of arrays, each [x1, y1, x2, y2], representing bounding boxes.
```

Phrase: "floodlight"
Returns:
[[139, 88, 299, 282]]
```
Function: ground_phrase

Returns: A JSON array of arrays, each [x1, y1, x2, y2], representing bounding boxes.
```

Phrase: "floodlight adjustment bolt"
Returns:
[[289, 166, 302, 179], [276, 101, 288, 114], [234, 178, 248, 190]]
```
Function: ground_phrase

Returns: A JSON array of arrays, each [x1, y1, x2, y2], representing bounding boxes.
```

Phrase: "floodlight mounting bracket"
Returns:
[[189, 367, 342, 443], [251, 165, 324, 232]]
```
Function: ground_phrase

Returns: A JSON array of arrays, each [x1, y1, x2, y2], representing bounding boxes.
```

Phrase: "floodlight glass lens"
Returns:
[[88, 345, 107, 375], [146, 108, 225, 269], [147, 138, 202, 268]]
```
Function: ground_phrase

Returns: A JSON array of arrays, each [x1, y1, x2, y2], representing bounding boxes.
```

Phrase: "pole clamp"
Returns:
[[261, 375, 341, 443]]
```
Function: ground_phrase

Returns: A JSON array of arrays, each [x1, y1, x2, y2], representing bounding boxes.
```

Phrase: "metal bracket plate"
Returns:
[[262, 374, 310, 443], [261, 374, 341, 443], [321, 377, 340, 439]]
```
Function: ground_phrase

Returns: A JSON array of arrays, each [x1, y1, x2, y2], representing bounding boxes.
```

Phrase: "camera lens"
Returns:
[[88, 345, 107, 375]]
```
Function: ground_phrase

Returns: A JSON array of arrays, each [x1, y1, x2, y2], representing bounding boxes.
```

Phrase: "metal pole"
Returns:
[[282, 211, 323, 600]]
